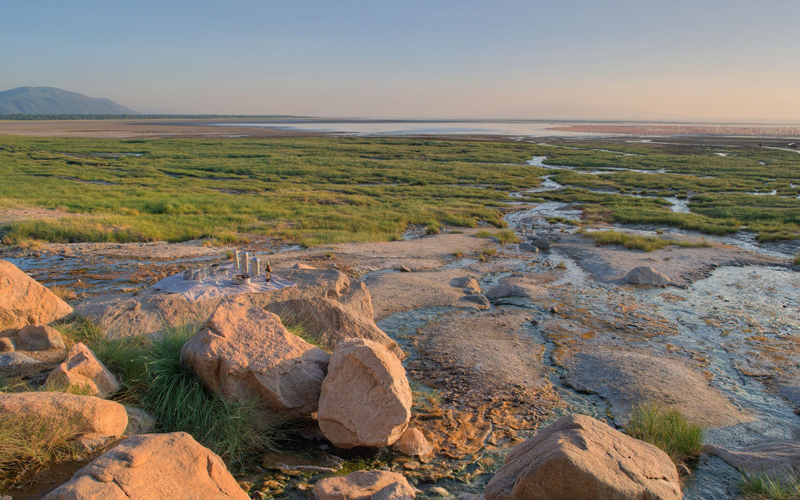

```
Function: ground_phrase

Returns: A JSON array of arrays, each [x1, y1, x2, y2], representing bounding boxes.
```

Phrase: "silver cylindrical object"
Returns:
[[252, 258, 260, 277], [244, 252, 250, 274], [234, 251, 240, 270]]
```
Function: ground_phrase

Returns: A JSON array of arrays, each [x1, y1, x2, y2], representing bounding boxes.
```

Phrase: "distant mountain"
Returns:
[[0, 87, 137, 115], [485, 102, 677, 121]]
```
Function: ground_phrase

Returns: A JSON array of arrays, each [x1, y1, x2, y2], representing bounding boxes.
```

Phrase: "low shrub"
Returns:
[[624, 403, 703, 465]]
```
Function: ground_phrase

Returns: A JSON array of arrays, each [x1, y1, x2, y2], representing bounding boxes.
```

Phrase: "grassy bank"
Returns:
[[584, 230, 712, 252], [0, 135, 798, 245]]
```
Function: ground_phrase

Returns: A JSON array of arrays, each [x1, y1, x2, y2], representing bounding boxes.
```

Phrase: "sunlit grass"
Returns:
[[624, 403, 703, 464], [739, 473, 800, 500], [584, 230, 711, 252]]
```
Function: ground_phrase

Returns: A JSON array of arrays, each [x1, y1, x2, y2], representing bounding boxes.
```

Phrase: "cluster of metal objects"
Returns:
[[181, 251, 272, 284], [233, 251, 272, 283]]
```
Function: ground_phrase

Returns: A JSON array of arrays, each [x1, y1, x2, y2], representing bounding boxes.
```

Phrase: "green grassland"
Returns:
[[0, 134, 798, 245]]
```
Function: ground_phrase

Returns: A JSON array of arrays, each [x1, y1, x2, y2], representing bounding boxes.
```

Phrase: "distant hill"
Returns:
[[0, 87, 137, 115]]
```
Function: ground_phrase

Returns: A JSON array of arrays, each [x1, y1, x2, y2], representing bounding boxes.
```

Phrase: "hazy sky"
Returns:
[[2, 0, 799, 120]]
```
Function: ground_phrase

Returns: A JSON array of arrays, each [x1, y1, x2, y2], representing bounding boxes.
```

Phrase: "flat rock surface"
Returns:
[[563, 347, 750, 427]]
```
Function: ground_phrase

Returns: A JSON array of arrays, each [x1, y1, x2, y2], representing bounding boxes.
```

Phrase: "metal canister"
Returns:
[[252, 258, 260, 277], [234, 251, 240, 270], [244, 252, 250, 274]]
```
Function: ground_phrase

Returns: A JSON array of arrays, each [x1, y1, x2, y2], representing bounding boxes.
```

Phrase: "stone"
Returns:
[[519, 243, 540, 253], [124, 407, 156, 435], [46, 343, 120, 398], [43, 432, 249, 500], [430, 487, 450, 497], [528, 238, 551, 251], [292, 263, 317, 270], [394, 427, 433, 457], [460, 294, 490, 308], [456, 495, 485, 500], [485, 414, 681, 500], [17, 324, 65, 351], [450, 277, 482, 294], [0, 351, 40, 368], [399, 266, 412, 272], [0, 337, 14, 352], [0, 392, 128, 438], [0, 259, 73, 333], [338, 281, 376, 320], [706, 441, 800, 477], [318, 339, 412, 448], [181, 300, 330, 417], [312, 470, 415, 500], [623, 266, 674, 286], [266, 297, 404, 359]]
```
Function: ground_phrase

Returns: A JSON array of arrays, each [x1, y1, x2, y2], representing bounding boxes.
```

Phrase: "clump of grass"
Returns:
[[0, 413, 85, 486], [426, 223, 441, 235], [475, 229, 493, 238], [48, 285, 77, 301], [794, 254, 800, 266], [54, 318, 280, 462], [624, 403, 703, 465], [586, 230, 711, 252], [451, 249, 464, 258], [495, 229, 520, 244], [739, 472, 800, 500], [482, 247, 497, 256]]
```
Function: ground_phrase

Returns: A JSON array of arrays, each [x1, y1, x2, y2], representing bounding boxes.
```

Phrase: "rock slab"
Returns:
[[0, 392, 128, 438], [706, 441, 800, 476], [46, 342, 120, 398], [318, 339, 412, 448], [0, 259, 73, 333], [43, 432, 249, 500], [395, 427, 433, 457], [485, 414, 681, 500], [313, 470, 415, 500], [181, 300, 329, 417]]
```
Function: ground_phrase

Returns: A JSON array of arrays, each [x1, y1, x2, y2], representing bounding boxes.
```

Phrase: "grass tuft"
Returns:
[[624, 403, 703, 465], [47, 286, 77, 301], [794, 254, 800, 266], [495, 229, 520, 244], [475, 229, 493, 238], [739, 473, 800, 500], [585, 230, 711, 252]]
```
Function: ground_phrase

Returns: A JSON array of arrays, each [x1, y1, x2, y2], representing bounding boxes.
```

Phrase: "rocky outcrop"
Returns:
[[312, 470, 415, 500], [181, 300, 329, 417], [0, 392, 128, 438], [46, 343, 120, 398], [266, 297, 404, 359], [16, 324, 65, 350], [43, 432, 249, 500], [485, 414, 681, 500], [623, 266, 674, 286], [0, 259, 73, 333], [528, 238, 551, 251], [450, 277, 482, 294], [395, 427, 432, 457], [706, 441, 800, 477], [318, 339, 412, 448], [77, 267, 352, 340], [485, 283, 547, 301]]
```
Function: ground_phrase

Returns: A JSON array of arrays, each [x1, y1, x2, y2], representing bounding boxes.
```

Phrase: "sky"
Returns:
[[1, 0, 799, 120]]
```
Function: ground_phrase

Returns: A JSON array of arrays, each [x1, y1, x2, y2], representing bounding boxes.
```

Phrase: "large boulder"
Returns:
[[0, 259, 73, 333], [318, 339, 412, 448], [43, 432, 249, 500], [16, 324, 65, 350], [485, 414, 681, 500], [266, 297, 404, 359], [180, 300, 330, 418], [46, 342, 120, 398], [706, 441, 800, 477], [312, 470, 415, 500], [623, 266, 674, 286], [0, 392, 128, 438]]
